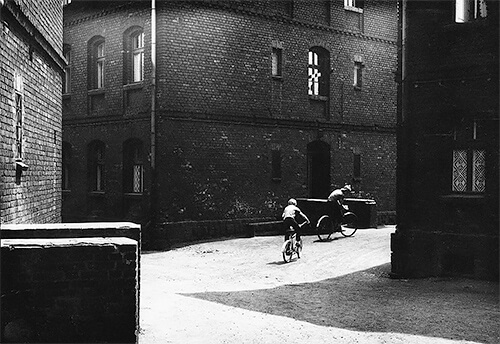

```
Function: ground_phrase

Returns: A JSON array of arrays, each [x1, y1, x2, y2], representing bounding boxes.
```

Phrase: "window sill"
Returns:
[[89, 191, 105, 196], [353, 85, 362, 91], [271, 177, 282, 183], [123, 82, 144, 91], [440, 194, 486, 203], [344, 6, 363, 14], [62, 189, 71, 194], [308, 95, 328, 102], [443, 19, 490, 32], [272, 75, 283, 81], [123, 192, 143, 198], [62, 93, 72, 99], [88, 88, 105, 96]]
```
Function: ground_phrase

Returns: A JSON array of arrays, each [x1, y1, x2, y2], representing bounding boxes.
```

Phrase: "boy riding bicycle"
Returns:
[[282, 198, 310, 247]]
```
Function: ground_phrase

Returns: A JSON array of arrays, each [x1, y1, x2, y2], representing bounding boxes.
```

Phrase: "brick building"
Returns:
[[0, 0, 65, 224], [62, 0, 398, 245], [392, 0, 499, 280]]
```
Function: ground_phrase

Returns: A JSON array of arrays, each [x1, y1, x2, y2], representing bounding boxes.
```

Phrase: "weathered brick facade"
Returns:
[[0, 0, 64, 224], [62, 0, 397, 246], [392, 0, 499, 280]]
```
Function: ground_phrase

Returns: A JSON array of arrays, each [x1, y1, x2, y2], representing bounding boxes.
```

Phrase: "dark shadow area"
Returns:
[[181, 263, 499, 344]]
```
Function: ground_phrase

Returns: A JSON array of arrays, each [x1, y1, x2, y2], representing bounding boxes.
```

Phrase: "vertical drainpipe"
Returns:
[[150, 0, 157, 240], [151, 0, 157, 171]]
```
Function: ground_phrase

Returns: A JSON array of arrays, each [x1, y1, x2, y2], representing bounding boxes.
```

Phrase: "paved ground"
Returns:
[[138, 226, 499, 344]]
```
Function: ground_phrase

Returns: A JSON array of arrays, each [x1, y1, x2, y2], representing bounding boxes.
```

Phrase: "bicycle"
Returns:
[[316, 209, 358, 241], [282, 221, 308, 263]]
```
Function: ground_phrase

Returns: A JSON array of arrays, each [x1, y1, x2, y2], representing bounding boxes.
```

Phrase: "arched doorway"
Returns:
[[307, 140, 331, 198]]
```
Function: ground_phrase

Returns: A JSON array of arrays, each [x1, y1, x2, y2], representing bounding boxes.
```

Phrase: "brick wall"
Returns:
[[392, 0, 499, 280], [1, 236, 138, 343], [62, 0, 397, 244], [156, 118, 395, 223], [1, 0, 64, 224]]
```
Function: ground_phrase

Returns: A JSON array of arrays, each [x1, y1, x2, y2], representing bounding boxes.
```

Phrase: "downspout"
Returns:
[[150, 0, 157, 242], [392, 0, 409, 278], [151, 0, 156, 171]]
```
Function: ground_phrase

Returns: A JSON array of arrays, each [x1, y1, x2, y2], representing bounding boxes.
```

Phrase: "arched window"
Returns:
[[88, 36, 105, 89], [88, 140, 105, 192], [308, 47, 330, 99], [62, 142, 72, 191], [123, 139, 144, 193], [124, 27, 144, 84]]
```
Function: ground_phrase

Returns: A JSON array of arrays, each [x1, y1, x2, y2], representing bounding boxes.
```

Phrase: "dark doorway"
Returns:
[[307, 140, 330, 198]]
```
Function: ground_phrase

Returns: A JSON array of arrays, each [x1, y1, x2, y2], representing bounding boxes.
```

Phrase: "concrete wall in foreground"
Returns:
[[1, 223, 140, 344]]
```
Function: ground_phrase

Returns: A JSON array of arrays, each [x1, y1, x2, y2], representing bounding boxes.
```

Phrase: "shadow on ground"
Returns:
[[182, 263, 499, 344]]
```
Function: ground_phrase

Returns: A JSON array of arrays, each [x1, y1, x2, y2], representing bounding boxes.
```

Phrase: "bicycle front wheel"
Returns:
[[282, 241, 293, 262], [340, 212, 358, 237], [317, 215, 333, 241]]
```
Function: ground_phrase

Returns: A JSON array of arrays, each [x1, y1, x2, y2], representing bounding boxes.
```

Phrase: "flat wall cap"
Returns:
[[1, 236, 137, 249], [1, 222, 140, 231]]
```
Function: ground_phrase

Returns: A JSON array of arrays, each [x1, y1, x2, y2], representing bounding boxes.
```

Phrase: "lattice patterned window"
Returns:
[[14, 73, 24, 160], [124, 139, 144, 194], [452, 120, 486, 193], [89, 141, 105, 192], [308, 47, 329, 98]]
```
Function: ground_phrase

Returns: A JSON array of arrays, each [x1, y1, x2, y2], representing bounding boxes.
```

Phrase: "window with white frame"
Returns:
[[308, 47, 329, 98], [345, 0, 364, 12], [88, 37, 105, 89], [131, 31, 144, 83], [124, 28, 145, 85], [452, 120, 486, 193], [456, 0, 488, 23]]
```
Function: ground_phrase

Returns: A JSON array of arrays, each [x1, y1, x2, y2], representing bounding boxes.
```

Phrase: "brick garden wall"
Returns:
[[1, 235, 139, 343], [1, 0, 64, 224]]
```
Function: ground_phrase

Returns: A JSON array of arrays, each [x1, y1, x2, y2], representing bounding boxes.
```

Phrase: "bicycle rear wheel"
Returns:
[[282, 241, 293, 262], [340, 212, 358, 237], [317, 215, 333, 241]]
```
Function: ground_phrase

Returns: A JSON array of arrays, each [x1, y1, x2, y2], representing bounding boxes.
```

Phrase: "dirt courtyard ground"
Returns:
[[138, 226, 499, 344]]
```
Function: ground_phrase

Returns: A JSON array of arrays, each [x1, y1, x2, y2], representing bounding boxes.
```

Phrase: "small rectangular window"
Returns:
[[354, 61, 363, 89], [272, 47, 282, 78], [353, 153, 361, 180], [272, 149, 282, 181]]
